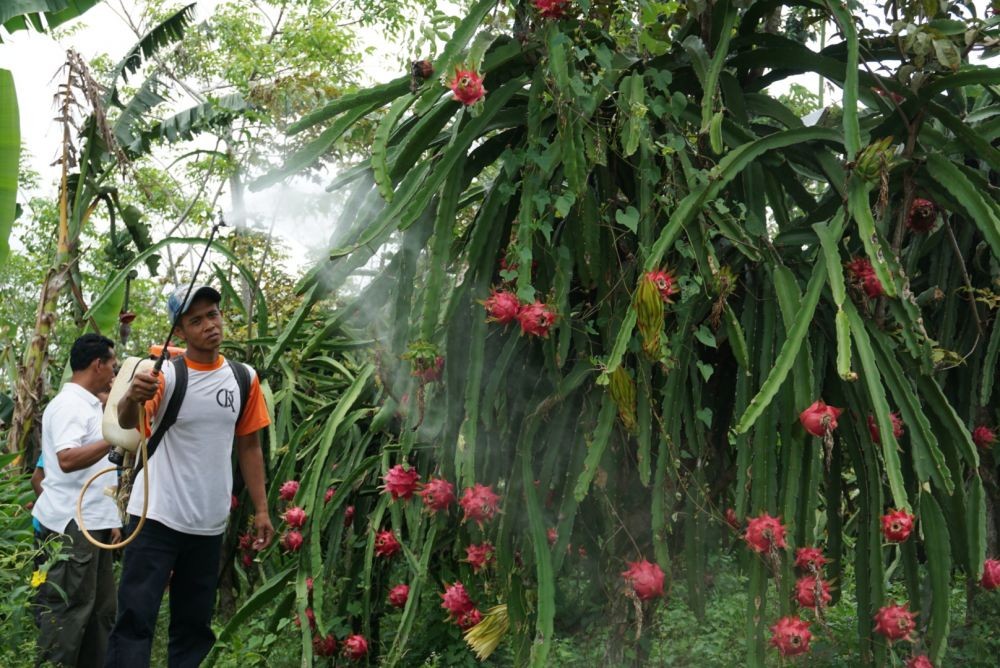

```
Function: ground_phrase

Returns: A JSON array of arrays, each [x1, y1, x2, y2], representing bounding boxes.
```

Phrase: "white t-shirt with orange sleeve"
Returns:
[[126, 355, 270, 535]]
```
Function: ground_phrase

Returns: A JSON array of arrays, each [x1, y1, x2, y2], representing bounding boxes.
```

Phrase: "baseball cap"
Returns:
[[167, 284, 221, 324]]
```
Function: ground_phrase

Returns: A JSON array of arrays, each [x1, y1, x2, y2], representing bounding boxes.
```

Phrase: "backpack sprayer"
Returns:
[[76, 216, 226, 550]]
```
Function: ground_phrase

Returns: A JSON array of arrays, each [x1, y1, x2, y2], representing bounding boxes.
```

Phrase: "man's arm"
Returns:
[[30, 466, 44, 496], [56, 440, 112, 473], [235, 431, 274, 550]]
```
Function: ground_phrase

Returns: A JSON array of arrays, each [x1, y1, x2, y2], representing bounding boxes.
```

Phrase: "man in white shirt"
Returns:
[[32, 333, 122, 667]]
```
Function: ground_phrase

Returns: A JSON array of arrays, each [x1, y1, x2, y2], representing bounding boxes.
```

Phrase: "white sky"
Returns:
[[0, 0, 403, 272]]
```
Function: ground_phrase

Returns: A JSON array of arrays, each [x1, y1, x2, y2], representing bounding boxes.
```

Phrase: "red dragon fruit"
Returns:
[[645, 269, 679, 303], [860, 274, 885, 298], [342, 634, 368, 660], [382, 464, 421, 501], [534, 0, 571, 19], [794, 576, 832, 609], [456, 608, 482, 630], [449, 68, 485, 106], [460, 483, 502, 526], [374, 529, 401, 558], [907, 198, 937, 232], [312, 633, 336, 657], [292, 607, 316, 630], [881, 509, 915, 543], [907, 655, 934, 668], [873, 603, 916, 641], [516, 301, 557, 338], [419, 477, 456, 513], [724, 508, 741, 530], [464, 542, 496, 573], [388, 583, 410, 608], [794, 546, 828, 572], [547, 527, 558, 546], [238, 533, 254, 551], [744, 513, 788, 553], [241, 553, 253, 568], [441, 581, 476, 620], [324, 487, 335, 504], [343, 505, 355, 527], [972, 425, 997, 450], [283, 506, 307, 529], [282, 530, 303, 552], [621, 559, 665, 600], [278, 479, 299, 501], [846, 257, 885, 298], [799, 400, 842, 437], [769, 615, 812, 657], [230, 494, 238, 511], [868, 412, 905, 444], [981, 558, 1000, 590], [484, 289, 521, 325]]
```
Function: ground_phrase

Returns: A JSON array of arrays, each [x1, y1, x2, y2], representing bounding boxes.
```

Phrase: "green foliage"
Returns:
[[226, 0, 1000, 665], [0, 455, 45, 667], [6, 0, 1000, 666]]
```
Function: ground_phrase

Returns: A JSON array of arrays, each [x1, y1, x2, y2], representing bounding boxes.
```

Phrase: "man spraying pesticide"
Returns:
[[99, 223, 274, 666]]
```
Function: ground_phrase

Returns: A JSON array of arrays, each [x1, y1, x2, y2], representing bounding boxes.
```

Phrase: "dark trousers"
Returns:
[[104, 517, 223, 668], [34, 520, 117, 668]]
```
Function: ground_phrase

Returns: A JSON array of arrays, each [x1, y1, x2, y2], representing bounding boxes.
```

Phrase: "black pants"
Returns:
[[34, 521, 116, 668], [104, 517, 223, 668]]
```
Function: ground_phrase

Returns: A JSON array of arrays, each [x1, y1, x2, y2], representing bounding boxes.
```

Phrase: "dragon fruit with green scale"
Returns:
[[516, 301, 557, 338], [769, 616, 811, 657], [283, 506, 306, 528], [342, 634, 368, 660], [459, 483, 501, 527], [419, 477, 455, 513], [873, 603, 916, 641], [484, 289, 521, 325], [744, 513, 787, 553], [382, 464, 420, 501], [374, 529, 401, 558], [464, 542, 496, 573], [388, 584, 410, 608], [881, 509, 915, 543], [282, 530, 303, 552], [449, 68, 485, 106], [278, 479, 299, 501]]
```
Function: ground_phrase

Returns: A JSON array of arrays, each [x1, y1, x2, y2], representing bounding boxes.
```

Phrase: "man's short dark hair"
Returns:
[[70, 333, 115, 371]]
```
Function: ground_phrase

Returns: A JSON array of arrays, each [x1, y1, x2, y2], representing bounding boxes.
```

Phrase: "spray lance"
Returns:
[[76, 215, 227, 550]]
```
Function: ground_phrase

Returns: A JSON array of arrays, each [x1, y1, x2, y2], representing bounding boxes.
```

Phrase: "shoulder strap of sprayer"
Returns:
[[227, 359, 252, 497], [133, 356, 188, 475], [227, 358, 251, 426], [133, 356, 251, 475]]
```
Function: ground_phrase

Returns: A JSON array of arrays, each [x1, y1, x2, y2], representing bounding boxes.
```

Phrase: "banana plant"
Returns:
[[0, 69, 18, 270], [0, 0, 110, 270], [5, 4, 253, 455], [221, 1, 999, 665]]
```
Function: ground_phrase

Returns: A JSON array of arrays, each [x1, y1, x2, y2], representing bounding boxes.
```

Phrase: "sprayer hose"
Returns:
[[76, 406, 149, 550]]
